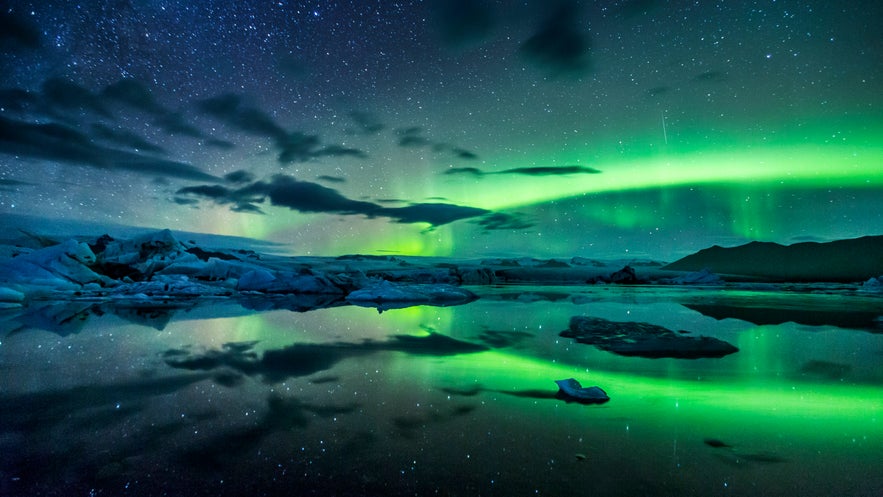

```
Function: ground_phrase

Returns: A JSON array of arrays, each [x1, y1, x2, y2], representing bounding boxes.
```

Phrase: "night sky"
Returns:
[[1, 0, 881, 259]]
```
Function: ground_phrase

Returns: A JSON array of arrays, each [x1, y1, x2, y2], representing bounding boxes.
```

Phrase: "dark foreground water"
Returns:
[[1, 286, 881, 496]]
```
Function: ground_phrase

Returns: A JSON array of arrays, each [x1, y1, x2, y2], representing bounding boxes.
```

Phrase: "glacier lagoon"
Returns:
[[1, 286, 881, 496]]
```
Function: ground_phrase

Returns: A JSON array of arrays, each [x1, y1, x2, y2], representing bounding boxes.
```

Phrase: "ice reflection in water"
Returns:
[[1, 286, 882, 496]]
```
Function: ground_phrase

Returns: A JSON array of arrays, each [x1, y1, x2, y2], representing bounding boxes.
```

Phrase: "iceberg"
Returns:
[[860, 276, 883, 292], [554, 378, 610, 404], [236, 268, 346, 294], [0, 239, 111, 293], [346, 280, 477, 308]]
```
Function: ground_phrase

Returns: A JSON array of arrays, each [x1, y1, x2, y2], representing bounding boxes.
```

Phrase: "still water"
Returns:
[[1, 286, 881, 496]]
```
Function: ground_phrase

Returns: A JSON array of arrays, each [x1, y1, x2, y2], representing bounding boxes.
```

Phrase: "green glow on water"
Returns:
[[398, 347, 883, 462], [3, 288, 882, 496]]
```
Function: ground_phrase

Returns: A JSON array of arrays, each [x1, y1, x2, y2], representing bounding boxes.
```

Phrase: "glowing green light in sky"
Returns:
[[454, 142, 883, 212]]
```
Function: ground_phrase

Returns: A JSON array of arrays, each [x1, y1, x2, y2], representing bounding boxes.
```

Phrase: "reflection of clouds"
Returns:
[[164, 333, 489, 383]]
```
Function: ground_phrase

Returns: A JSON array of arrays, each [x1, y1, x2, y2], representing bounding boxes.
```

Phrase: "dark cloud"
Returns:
[[429, 0, 495, 47], [383, 202, 489, 226], [474, 212, 535, 231], [434, 142, 480, 160], [41, 78, 114, 119], [3, 80, 213, 150], [500, 165, 601, 176], [198, 94, 367, 164], [347, 111, 385, 135], [197, 93, 287, 141], [175, 183, 265, 214], [174, 184, 264, 214], [276, 140, 366, 163], [90, 123, 166, 155], [317, 175, 346, 184], [102, 79, 237, 146], [452, 147, 479, 160], [172, 197, 199, 206], [223, 170, 255, 184], [396, 127, 432, 148], [231, 202, 265, 214], [0, 115, 218, 182], [176, 174, 490, 227], [445, 164, 601, 177], [101, 79, 168, 115], [396, 127, 478, 159], [315, 144, 368, 160], [0, 12, 42, 50], [246, 175, 381, 217], [153, 111, 204, 138], [276, 132, 321, 162], [114, 156, 220, 182], [520, 0, 592, 76], [444, 166, 483, 177]]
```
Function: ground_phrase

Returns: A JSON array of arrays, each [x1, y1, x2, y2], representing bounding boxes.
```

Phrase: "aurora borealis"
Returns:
[[1, 0, 881, 259]]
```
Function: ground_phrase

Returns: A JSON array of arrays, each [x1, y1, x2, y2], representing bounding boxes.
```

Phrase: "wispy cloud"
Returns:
[[0, 115, 217, 182], [519, 0, 592, 76], [445, 164, 601, 177], [197, 93, 367, 164], [395, 126, 479, 160], [176, 174, 491, 227]]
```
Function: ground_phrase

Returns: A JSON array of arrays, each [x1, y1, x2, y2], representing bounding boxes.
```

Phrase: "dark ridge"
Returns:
[[663, 235, 883, 282]]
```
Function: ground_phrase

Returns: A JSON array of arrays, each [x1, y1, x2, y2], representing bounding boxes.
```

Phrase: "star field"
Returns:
[[1, 0, 881, 258]]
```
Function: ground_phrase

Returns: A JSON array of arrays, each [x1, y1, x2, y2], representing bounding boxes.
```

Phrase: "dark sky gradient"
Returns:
[[1, 1, 881, 258]]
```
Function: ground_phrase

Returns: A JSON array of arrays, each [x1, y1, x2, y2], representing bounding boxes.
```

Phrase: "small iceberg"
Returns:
[[554, 378, 610, 404], [345, 280, 477, 309]]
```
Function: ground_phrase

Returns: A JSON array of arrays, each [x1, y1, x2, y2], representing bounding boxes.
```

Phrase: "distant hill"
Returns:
[[663, 235, 883, 282]]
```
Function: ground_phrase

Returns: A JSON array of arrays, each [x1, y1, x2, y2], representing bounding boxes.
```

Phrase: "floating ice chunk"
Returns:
[[236, 269, 343, 294], [860, 276, 883, 292], [346, 280, 477, 304], [554, 378, 610, 404]]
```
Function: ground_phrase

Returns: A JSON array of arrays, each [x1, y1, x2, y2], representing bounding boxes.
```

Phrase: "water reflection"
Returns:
[[164, 333, 489, 383], [684, 300, 883, 332], [1, 286, 882, 496]]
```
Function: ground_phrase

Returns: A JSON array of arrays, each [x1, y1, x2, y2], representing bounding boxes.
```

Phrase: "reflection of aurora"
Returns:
[[177, 300, 883, 425], [3, 287, 881, 496], [183, 297, 883, 464]]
